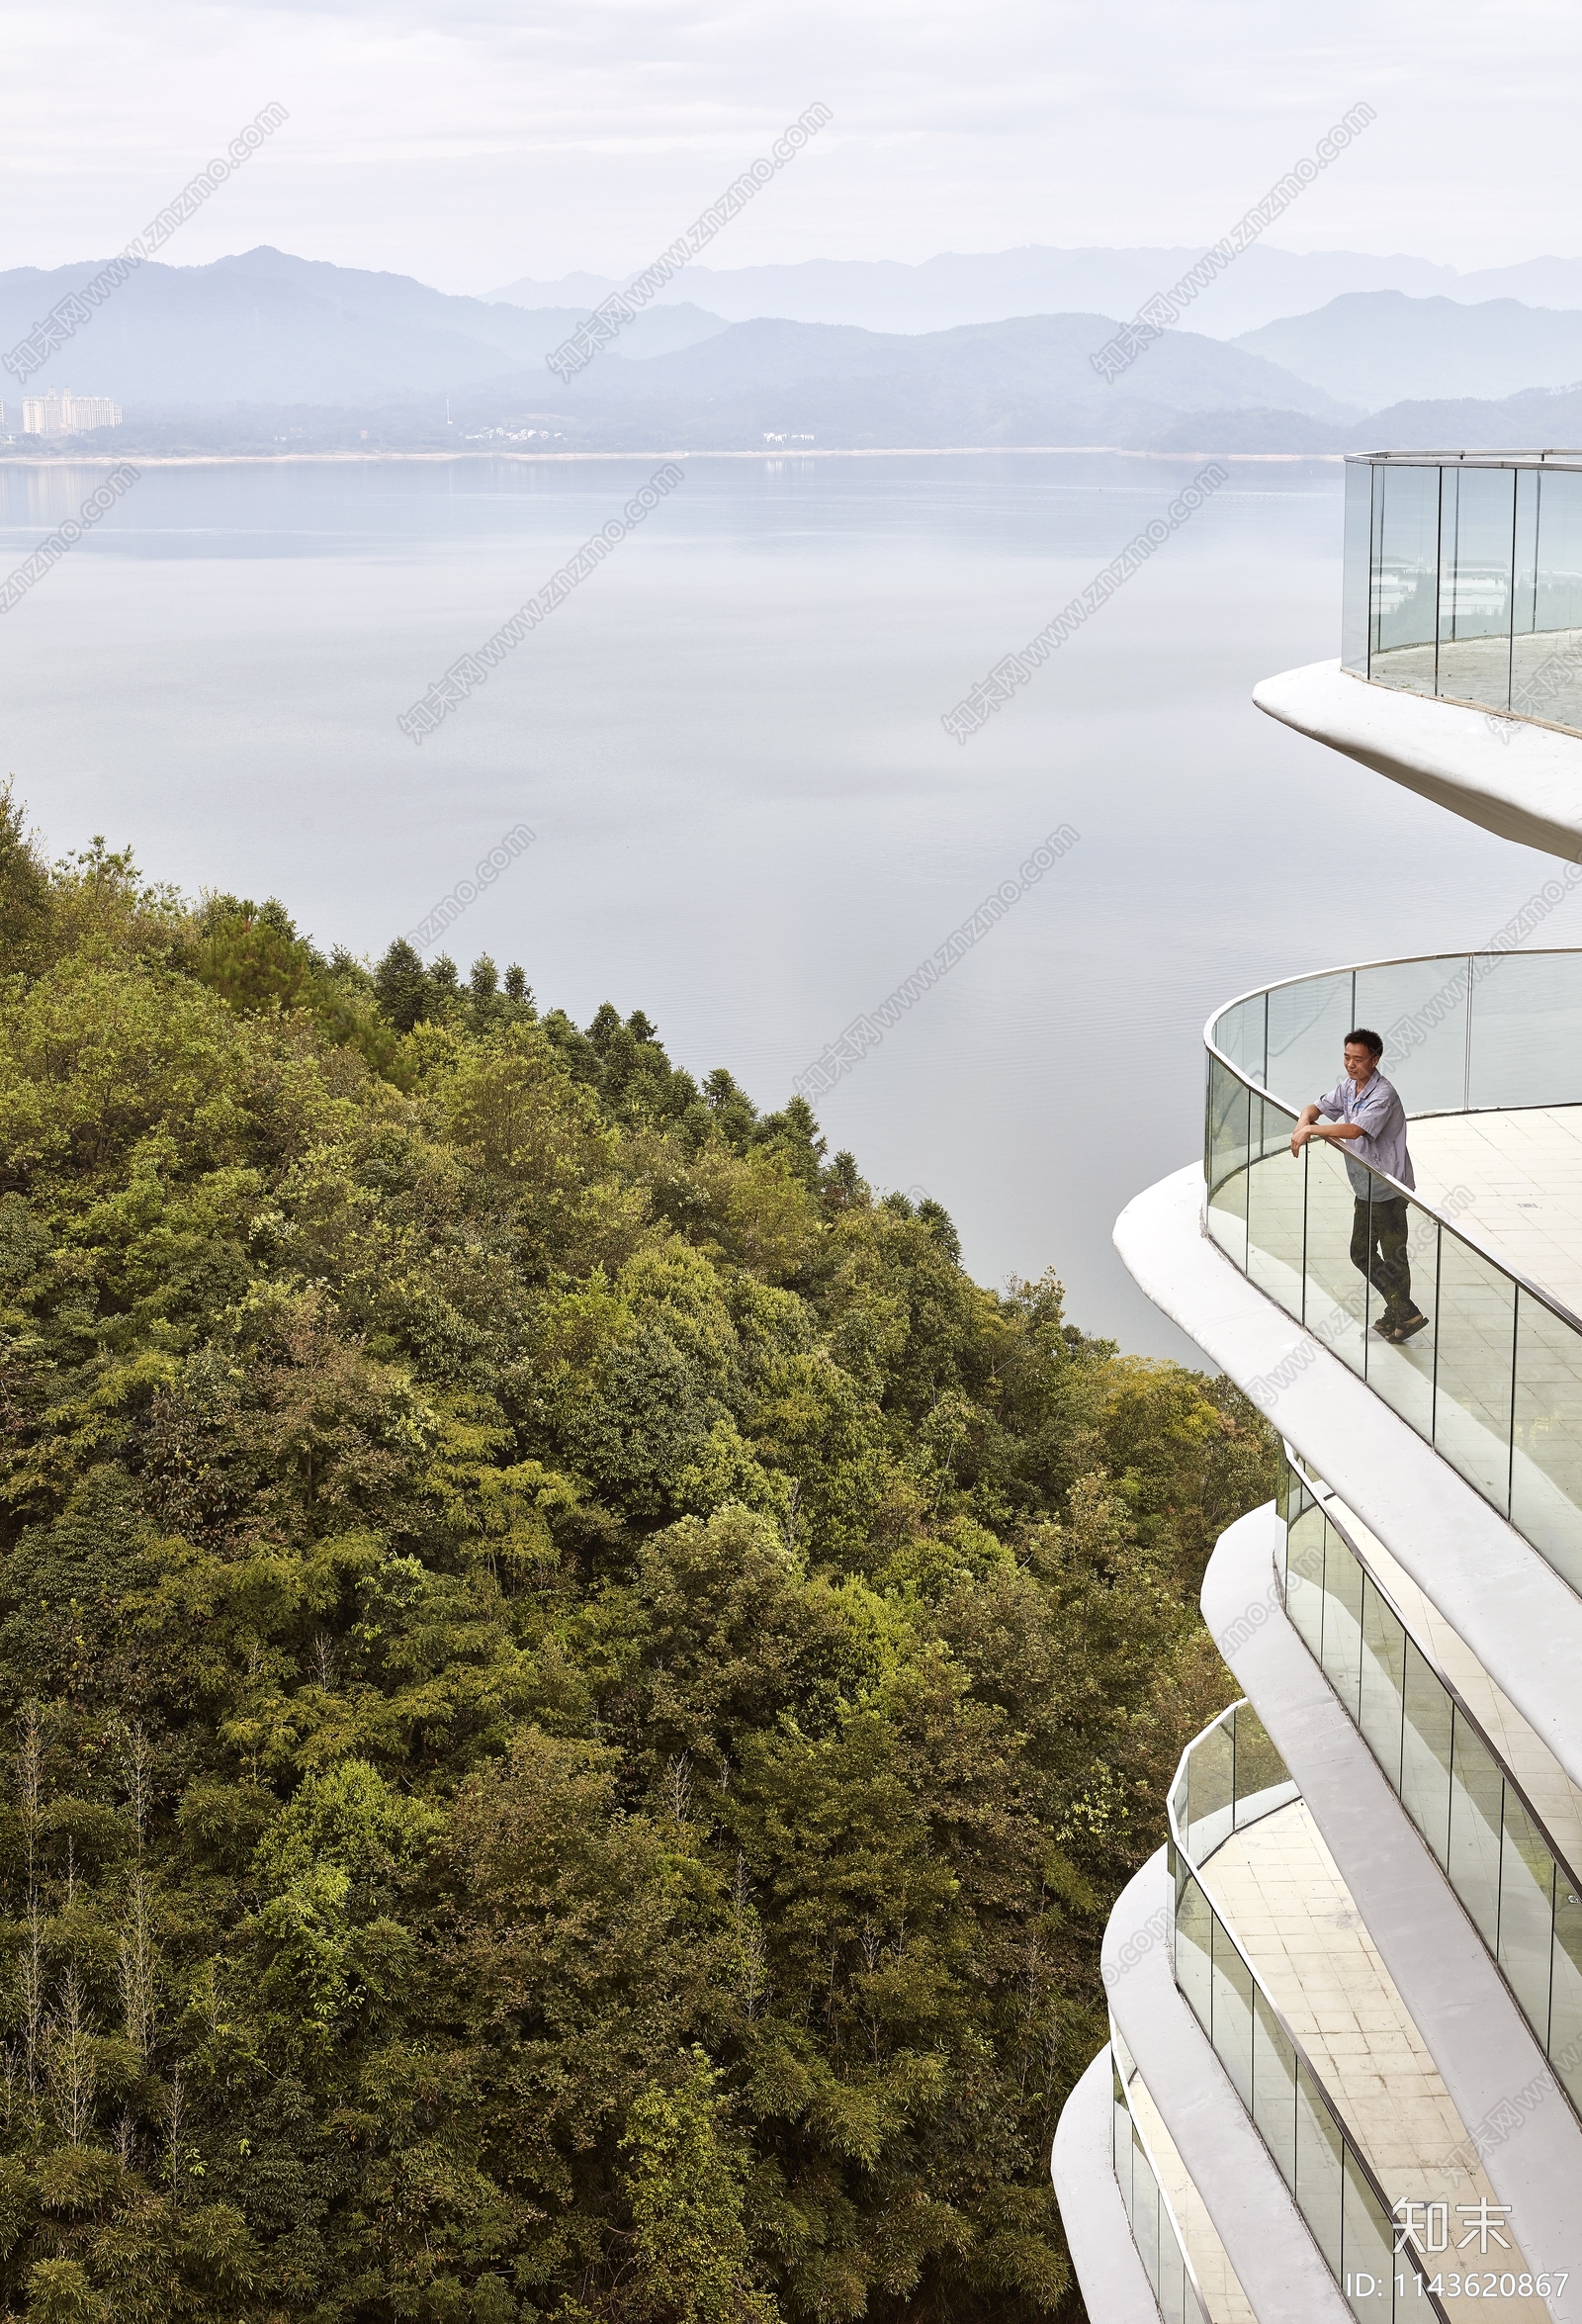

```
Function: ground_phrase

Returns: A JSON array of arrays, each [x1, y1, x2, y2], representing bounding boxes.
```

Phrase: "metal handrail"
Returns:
[[1343, 450, 1582, 739], [1110, 2040, 1214, 2324], [1288, 1454, 1582, 1903], [1205, 941, 1582, 1049], [1168, 1708, 1450, 2324], [1203, 947, 1582, 1343], [1348, 449, 1582, 469], [1281, 1449, 1582, 2140], [1167, 1698, 1290, 1849]]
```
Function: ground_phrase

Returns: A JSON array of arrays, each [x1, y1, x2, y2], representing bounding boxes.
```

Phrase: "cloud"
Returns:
[[0, 0, 1576, 292]]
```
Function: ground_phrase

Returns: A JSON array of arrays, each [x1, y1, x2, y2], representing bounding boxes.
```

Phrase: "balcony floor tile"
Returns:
[[1197, 1799, 1548, 2322]]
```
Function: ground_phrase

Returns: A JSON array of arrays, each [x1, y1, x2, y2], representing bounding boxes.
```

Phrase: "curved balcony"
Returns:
[[1109, 2039, 1216, 2324], [1343, 453, 1582, 738], [1276, 1447, 1582, 2126], [1168, 1704, 1443, 2324], [1099, 1842, 1357, 2324], [1206, 948, 1582, 1597], [1055, 2044, 1196, 2324], [1199, 1503, 1582, 2274], [1167, 1707, 1551, 2324]]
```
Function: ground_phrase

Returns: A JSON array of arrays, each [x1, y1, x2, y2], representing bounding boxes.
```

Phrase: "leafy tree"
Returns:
[[0, 783, 48, 972], [0, 800, 1274, 2320], [375, 940, 431, 1033], [622, 2052, 773, 2324]]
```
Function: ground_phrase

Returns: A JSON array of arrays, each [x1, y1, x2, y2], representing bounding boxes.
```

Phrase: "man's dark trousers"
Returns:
[[1352, 1195, 1413, 1325]]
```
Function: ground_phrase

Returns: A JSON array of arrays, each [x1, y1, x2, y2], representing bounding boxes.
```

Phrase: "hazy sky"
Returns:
[[2, 0, 1579, 293]]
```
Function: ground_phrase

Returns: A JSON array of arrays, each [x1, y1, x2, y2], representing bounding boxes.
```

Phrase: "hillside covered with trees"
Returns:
[[0, 788, 1272, 2324]]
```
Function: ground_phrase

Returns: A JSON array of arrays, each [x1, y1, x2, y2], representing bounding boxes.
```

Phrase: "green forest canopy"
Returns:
[[0, 790, 1273, 2324]]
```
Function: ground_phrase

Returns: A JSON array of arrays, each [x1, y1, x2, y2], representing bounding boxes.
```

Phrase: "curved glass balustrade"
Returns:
[[1277, 1444, 1582, 2120], [1111, 2054, 1211, 2324], [1167, 1705, 1447, 2324], [1343, 452, 1582, 736], [1206, 948, 1582, 1595]]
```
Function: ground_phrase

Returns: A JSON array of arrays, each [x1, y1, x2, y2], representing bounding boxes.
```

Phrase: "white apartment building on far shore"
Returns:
[[21, 387, 123, 434]]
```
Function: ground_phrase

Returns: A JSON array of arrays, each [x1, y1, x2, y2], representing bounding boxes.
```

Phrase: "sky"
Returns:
[[1, 0, 1580, 295]]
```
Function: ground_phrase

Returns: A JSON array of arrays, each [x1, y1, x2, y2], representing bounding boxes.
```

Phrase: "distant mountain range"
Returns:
[[548, 311, 1353, 421], [0, 247, 729, 404], [8, 244, 1582, 460], [0, 249, 1357, 447], [1137, 383, 1582, 457], [486, 245, 1582, 342], [1235, 291, 1582, 408]]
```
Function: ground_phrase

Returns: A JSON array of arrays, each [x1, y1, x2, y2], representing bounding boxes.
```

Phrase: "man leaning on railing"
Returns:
[[1290, 1028, 1431, 1345]]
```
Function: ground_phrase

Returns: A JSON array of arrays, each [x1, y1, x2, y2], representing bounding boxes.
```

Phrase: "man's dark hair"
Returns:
[[1345, 1027, 1383, 1059]]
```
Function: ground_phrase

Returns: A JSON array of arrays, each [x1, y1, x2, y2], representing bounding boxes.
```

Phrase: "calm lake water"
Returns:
[[3, 450, 1575, 1360]]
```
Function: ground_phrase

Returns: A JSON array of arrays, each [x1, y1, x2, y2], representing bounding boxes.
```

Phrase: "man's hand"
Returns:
[[1290, 1110, 1362, 1159], [1291, 1104, 1321, 1160]]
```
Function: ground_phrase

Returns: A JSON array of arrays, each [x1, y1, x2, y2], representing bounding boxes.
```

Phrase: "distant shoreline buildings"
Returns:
[[20, 387, 123, 435]]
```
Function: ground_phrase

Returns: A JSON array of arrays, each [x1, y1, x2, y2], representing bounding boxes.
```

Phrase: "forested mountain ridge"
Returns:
[[0, 789, 1272, 2324]]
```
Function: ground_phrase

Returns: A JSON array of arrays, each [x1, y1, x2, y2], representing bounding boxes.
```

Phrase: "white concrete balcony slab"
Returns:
[[1197, 1795, 1545, 2323], [1202, 948, 1582, 1618], [1116, 1163, 1582, 1802], [1051, 2046, 1169, 2324], [1300, 1479, 1582, 1892], [1111, 2024, 1257, 2324], [1100, 1848, 1351, 2324], [1168, 1691, 1559, 2322], [1203, 1504, 1582, 2291], [1254, 659, 1582, 861]]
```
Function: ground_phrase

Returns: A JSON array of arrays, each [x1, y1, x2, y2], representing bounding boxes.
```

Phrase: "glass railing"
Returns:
[[1277, 1444, 1582, 2119], [1168, 1704, 1446, 2324], [1206, 949, 1582, 1597], [1342, 451, 1582, 735], [1111, 2052, 1211, 2324]]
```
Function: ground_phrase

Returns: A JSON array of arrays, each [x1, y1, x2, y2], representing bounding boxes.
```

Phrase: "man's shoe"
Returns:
[[1394, 1311, 1430, 1342]]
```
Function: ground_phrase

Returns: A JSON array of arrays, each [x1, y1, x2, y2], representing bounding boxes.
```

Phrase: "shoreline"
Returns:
[[0, 443, 1348, 469]]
